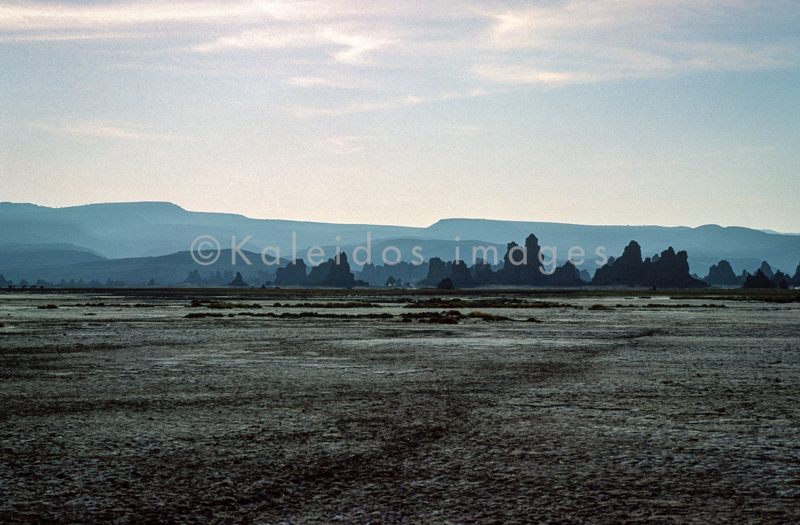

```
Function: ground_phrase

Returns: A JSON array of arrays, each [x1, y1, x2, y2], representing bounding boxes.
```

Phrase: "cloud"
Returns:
[[0, 31, 141, 43], [0, 2, 315, 31], [475, 0, 800, 84], [292, 100, 402, 118], [192, 28, 313, 52], [286, 75, 380, 90], [472, 64, 605, 86], [4, 0, 798, 94], [30, 122, 184, 141], [290, 89, 489, 117], [672, 42, 797, 72], [473, 39, 798, 87], [318, 136, 370, 155], [0, 0, 396, 66], [193, 24, 394, 65], [319, 27, 392, 64], [287, 76, 345, 88]]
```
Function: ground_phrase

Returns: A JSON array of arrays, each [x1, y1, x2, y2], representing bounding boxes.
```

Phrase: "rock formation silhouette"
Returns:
[[703, 260, 742, 286], [307, 252, 357, 288], [496, 234, 549, 286], [449, 261, 475, 288], [470, 261, 495, 286], [358, 261, 428, 286], [182, 269, 203, 285], [550, 260, 585, 287], [771, 270, 791, 289], [742, 269, 778, 289], [591, 241, 644, 287], [758, 261, 774, 279], [418, 257, 451, 287], [227, 271, 248, 287], [592, 241, 707, 288], [274, 260, 309, 286], [418, 258, 476, 288], [436, 277, 455, 290], [416, 233, 587, 288]]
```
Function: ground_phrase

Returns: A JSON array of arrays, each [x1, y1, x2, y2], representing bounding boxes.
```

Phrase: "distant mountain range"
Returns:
[[1, 201, 799, 285]]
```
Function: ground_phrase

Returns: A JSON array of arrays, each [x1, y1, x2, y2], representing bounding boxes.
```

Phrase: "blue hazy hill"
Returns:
[[1, 201, 799, 283]]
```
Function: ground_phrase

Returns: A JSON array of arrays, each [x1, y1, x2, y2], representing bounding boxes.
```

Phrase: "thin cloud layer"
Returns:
[[0, 2, 315, 30], [3, 0, 796, 88], [29, 122, 184, 141], [477, 0, 799, 84], [193, 24, 395, 65]]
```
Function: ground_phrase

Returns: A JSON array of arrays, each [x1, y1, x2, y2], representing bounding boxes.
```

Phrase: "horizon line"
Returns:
[[1, 199, 799, 235]]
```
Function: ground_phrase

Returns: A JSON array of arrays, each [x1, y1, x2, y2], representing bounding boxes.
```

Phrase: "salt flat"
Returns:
[[1, 290, 798, 524]]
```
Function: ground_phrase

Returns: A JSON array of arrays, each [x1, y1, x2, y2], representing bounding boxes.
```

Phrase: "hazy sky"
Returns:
[[2, 1, 798, 230]]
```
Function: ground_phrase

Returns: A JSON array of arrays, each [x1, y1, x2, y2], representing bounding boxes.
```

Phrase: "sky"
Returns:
[[1, 0, 799, 231]]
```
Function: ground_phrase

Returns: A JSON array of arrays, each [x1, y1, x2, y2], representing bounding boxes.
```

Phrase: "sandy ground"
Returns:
[[0, 290, 799, 524]]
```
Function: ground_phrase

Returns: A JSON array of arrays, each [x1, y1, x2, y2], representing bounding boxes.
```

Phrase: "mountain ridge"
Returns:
[[1, 201, 799, 283]]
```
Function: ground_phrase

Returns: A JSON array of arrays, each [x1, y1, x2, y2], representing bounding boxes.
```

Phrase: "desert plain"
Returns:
[[0, 289, 798, 524]]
